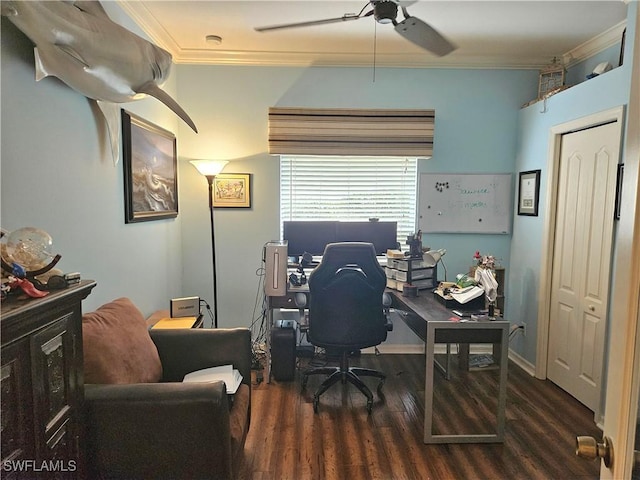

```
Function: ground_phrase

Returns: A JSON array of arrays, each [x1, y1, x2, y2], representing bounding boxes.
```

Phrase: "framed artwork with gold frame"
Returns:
[[213, 173, 252, 208]]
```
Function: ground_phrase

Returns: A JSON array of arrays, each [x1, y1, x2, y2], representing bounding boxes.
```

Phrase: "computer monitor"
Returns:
[[336, 221, 398, 255], [283, 220, 398, 257], [283, 221, 337, 257]]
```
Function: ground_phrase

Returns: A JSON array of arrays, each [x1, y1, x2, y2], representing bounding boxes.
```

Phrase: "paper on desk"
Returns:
[[183, 364, 242, 394], [450, 285, 484, 304], [475, 267, 498, 303]]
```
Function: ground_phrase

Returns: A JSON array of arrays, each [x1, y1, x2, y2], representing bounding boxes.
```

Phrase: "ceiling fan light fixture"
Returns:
[[373, 1, 398, 24], [254, 0, 456, 57]]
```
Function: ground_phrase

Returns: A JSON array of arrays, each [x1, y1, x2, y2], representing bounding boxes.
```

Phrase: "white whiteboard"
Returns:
[[418, 173, 512, 234]]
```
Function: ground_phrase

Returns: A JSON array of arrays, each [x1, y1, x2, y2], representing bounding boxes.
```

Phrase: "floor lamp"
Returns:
[[190, 160, 228, 328]]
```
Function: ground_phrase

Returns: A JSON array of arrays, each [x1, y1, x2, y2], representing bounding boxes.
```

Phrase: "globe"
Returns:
[[2, 227, 54, 271]]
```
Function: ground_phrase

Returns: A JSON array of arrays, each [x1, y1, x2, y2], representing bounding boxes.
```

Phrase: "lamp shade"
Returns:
[[423, 248, 446, 267], [190, 160, 228, 177]]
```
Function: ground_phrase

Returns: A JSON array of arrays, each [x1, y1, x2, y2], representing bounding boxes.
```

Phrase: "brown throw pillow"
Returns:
[[82, 297, 162, 384]]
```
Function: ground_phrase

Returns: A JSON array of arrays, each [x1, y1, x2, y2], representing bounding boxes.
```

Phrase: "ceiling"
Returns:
[[118, 1, 629, 69]]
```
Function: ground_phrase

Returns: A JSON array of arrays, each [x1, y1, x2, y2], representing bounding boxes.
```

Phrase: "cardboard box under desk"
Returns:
[[433, 291, 485, 311]]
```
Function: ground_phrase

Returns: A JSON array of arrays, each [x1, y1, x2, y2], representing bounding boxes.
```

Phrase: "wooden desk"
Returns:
[[389, 290, 509, 444]]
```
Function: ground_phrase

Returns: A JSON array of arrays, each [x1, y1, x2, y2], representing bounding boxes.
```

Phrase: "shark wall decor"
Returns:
[[1, 0, 198, 164]]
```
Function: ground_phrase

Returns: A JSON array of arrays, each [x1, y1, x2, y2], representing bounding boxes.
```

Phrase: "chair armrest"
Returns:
[[85, 382, 233, 479], [383, 293, 394, 331], [384, 312, 394, 332], [150, 327, 252, 384]]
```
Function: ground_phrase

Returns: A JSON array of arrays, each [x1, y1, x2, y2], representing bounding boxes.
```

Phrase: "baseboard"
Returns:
[[362, 344, 425, 354], [508, 348, 536, 376]]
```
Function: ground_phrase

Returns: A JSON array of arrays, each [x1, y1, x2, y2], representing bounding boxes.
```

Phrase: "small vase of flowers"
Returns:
[[473, 251, 496, 270]]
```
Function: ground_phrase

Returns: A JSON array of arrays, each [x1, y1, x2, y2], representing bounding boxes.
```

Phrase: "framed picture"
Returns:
[[213, 173, 251, 208], [122, 110, 178, 223], [517, 169, 541, 216]]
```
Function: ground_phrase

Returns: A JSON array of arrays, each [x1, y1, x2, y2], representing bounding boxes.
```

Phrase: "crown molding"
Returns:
[[562, 20, 627, 68], [170, 48, 546, 69], [117, 1, 626, 71], [118, 1, 181, 54]]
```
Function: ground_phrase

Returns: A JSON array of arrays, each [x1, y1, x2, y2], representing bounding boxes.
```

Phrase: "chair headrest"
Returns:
[[313, 242, 384, 283]]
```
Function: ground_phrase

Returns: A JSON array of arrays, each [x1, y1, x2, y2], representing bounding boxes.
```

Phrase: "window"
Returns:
[[280, 156, 417, 245]]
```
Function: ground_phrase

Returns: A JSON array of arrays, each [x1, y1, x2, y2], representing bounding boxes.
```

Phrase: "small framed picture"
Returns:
[[213, 173, 252, 208], [518, 169, 541, 216], [122, 110, 178, 223]]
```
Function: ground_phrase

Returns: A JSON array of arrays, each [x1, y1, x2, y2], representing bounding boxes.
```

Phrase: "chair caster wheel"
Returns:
[[377, 379, 385, 394], [313, 397, 319, 413], [367, 400, 373, 414]]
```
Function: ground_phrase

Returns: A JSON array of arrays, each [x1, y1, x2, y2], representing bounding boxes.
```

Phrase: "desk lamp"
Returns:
[[424, 248, 447, 282], [190, 160, 229, 328]]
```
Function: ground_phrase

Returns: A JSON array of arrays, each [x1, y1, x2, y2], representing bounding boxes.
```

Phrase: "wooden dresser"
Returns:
[[1, 280, 96, 479]]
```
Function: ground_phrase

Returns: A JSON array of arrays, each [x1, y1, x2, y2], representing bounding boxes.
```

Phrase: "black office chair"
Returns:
[[302, 242, 391, 414]]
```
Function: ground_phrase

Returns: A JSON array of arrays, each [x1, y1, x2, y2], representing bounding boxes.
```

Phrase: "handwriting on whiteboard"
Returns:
[[419, 173, 512, 233]]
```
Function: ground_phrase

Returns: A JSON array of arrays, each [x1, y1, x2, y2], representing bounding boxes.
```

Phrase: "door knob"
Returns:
[[576, 435, 613, 468]]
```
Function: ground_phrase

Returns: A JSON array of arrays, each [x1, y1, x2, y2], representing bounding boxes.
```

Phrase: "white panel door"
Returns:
[[547, 121, 620, 410]]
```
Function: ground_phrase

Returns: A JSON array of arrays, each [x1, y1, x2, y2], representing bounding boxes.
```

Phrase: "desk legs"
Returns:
[[266, 307, 273, 383], [424, 325, 508, 444], [459, 343, 469, 370], [433, 343, 452, 380]]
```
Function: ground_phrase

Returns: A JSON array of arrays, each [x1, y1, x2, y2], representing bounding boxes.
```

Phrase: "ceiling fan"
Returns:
[[254, 0, 457, 57]]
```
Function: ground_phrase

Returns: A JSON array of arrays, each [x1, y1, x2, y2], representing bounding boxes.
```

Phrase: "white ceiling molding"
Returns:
[[118, 1, 180, 55], [170, 49, 554, 69], [116, 1, 628, 71], [563, 21, 627, 68]]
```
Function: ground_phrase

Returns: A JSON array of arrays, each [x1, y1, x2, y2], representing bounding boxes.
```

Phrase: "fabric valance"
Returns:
[[268, 107, 434, 157]]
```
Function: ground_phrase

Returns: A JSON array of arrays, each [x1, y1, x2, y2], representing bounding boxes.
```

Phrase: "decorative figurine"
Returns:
[[6, 275, 49, 298]]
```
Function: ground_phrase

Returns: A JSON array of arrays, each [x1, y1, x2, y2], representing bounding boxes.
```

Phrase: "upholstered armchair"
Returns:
[[82, 298, 251, 480]]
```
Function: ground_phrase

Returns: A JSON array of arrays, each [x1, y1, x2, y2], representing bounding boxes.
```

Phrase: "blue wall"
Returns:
[[175, 65, 537, 342], [0, 5, 184, 316], [1, 1, 636, 359], [507, 2, 636, 366]]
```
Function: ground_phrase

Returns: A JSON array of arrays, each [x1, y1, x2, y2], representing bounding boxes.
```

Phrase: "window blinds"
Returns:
[[280, 156, 417, 244], [269, 108, 434, 157]]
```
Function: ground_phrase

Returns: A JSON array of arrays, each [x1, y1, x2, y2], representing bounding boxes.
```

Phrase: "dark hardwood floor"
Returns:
[[236, 353, 602, 480]]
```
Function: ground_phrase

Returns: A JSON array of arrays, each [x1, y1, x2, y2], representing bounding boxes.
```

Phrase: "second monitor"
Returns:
[[283, 220, 398, 257]]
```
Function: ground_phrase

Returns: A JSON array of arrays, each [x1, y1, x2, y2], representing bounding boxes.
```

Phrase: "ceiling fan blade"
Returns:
[[255, 13, 363, 32], [394, 16, 457, 56]]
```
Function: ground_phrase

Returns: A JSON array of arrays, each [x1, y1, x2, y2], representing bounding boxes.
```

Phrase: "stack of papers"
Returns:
[[450, 285, 484, 304], [182, 364, 243, 394]]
